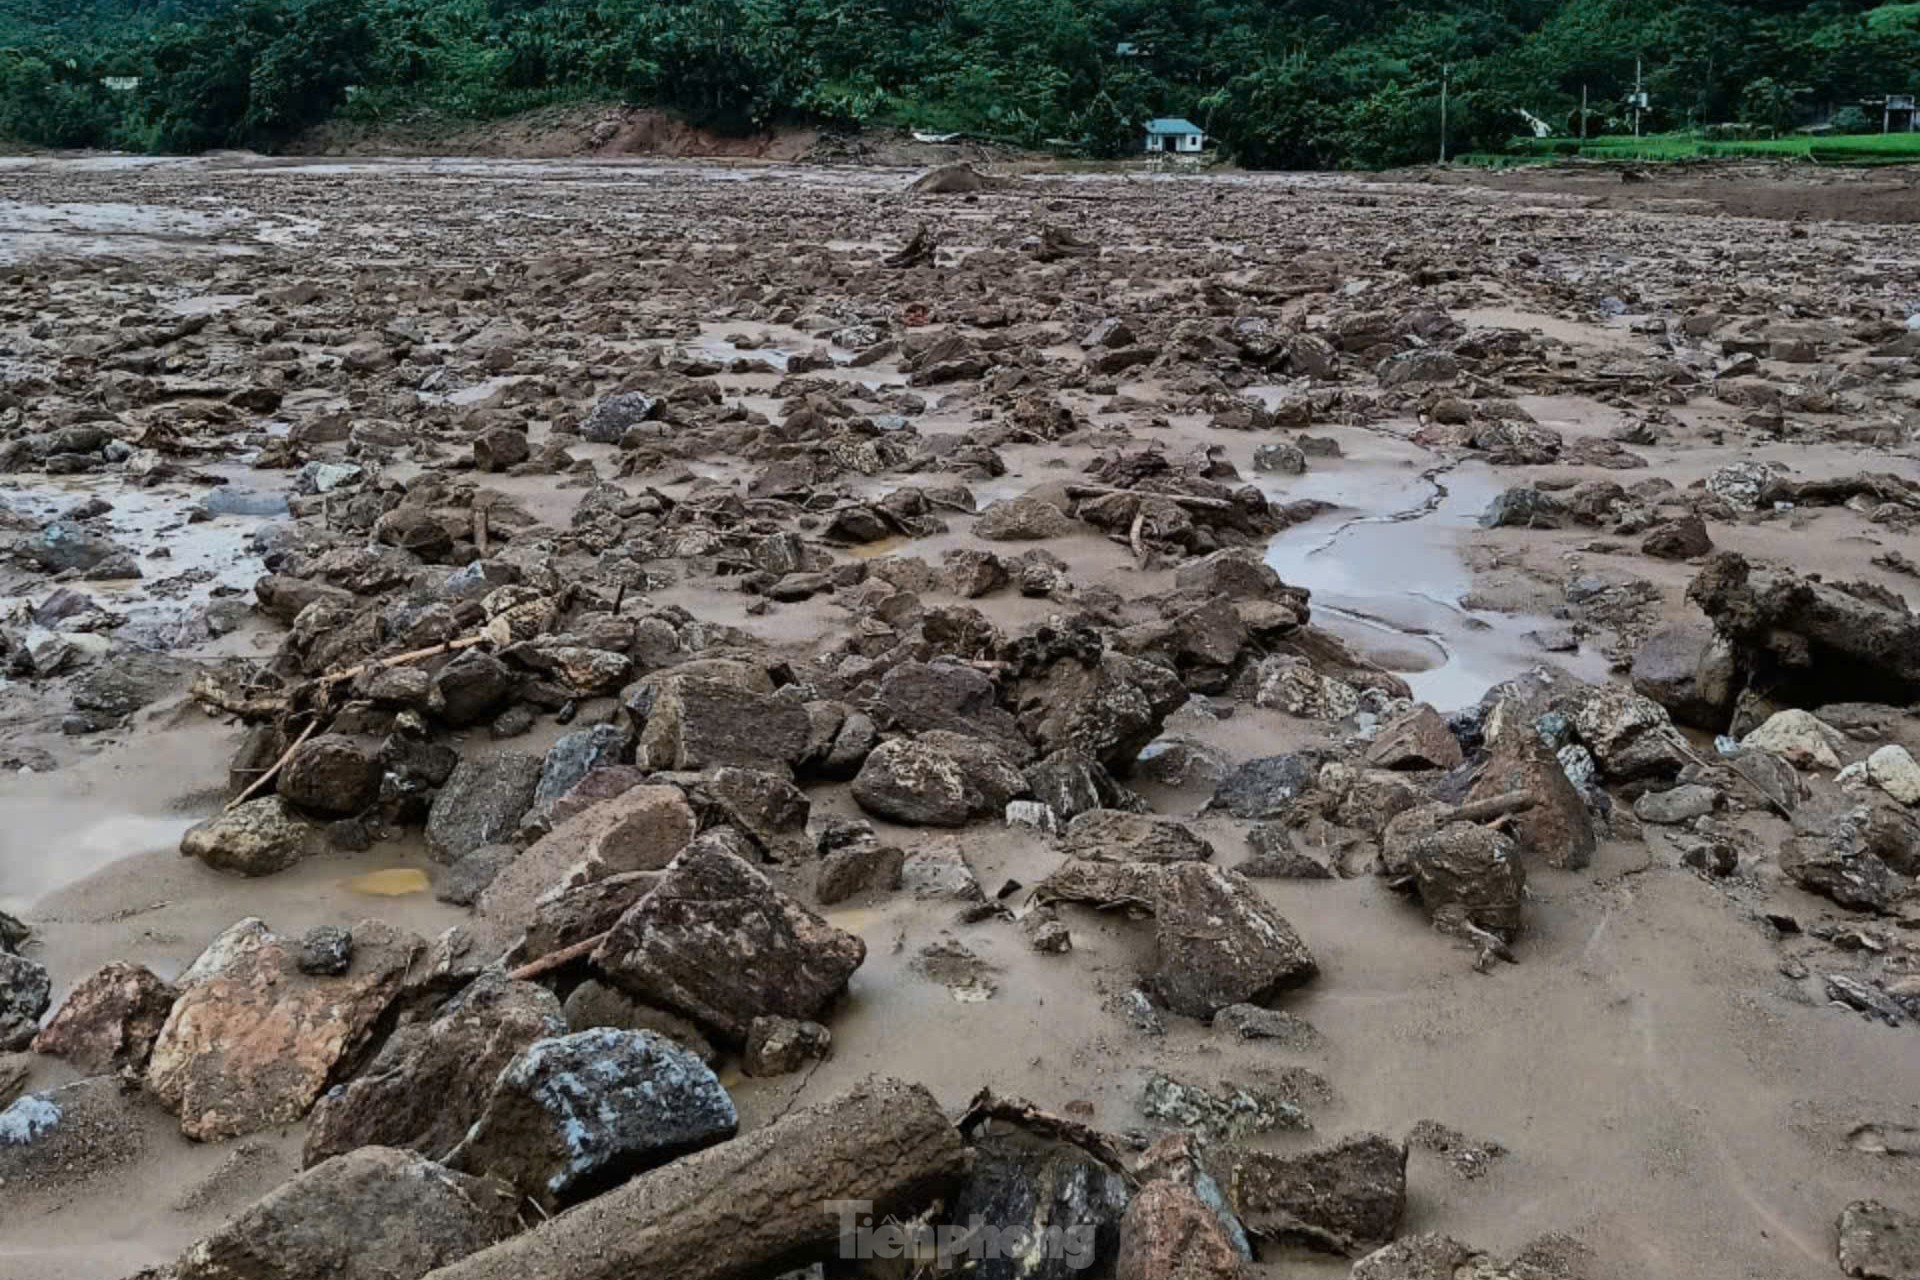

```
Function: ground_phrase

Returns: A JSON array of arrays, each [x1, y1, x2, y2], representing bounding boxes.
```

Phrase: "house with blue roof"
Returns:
[[1143, 117, 1206, 155]]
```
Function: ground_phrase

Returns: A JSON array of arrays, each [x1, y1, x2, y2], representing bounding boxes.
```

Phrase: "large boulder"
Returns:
[[1217, 1132, 1407, 1256], [851, 733, 1027, 827], [1365, 704, 1462, 771], [181, 798, 315, 877], [530, 725, 631, 818], [432, 652, 516, 727], [1151, 863, 1318, 1018], [427, 753, 543, 862], [635, 676, 812, 774], [1405, 821, 1527, 938], [1742, 709, 1845, 771], [974, 495, 1071, 541], [1209, 755, 1318, 821], [174, 1146, 517, 1280], [449, 1029, 737, 1209], [31, 962, 175, 1073], [950, 1120, 1131, 1280], [591, 839, 866, 1042], [1568, 686, 1688, 782], [147, 920, 423, 1141], [304, 971, 565, 1168]]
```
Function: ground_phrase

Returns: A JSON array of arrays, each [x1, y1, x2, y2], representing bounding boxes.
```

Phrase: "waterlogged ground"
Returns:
[[1, 154, 1918, 1279]]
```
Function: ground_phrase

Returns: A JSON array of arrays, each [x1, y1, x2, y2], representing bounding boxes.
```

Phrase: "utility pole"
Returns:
[[1439, 63, 1450, 165], [1581, 84, 1588, 139], [1633, 57, 1644, 138]]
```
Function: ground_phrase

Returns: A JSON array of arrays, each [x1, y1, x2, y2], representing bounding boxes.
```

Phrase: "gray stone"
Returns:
[[449, 1029, 736, 1208], [426, 753, 542, 862], [181, 798, 315, 877]]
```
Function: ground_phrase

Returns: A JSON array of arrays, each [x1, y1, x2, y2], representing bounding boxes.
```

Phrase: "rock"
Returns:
[[951, 1120, 1130, 1280], [815, 843, 907, 904], [741, 1015, 831, 1076], [481, 785, 695, 923], [1569, 686, 1688, 781], [1253, 441, 1307, 475], [19, 521, 126, 573], [32, 962, 176, 1072], [1631, 624, 1738, 731], [437, 844, 518, 906], [1018, 652, 1189, 773], [591, 839, 865, 1041], [418, 1078, 968, 1280], [1024, 749, 1135, 822], [1466, 732, 1595, 870], [1366, 704, 1462, 770], [1867, 745, 1920, 805], [181, 798, 315, 877], [974, 495, 1071, 541], [1779, 836, 1904, 914], [449, 1029, 736, 1209], [579, 392, 659, 443], [1254, 656, 1360, 720], [174, 1146, 517, 1280], [1479, 487, 1563, 529], [1214, 1003, 1320, 1047], [1688, 552, 1920, 705], [1151, 863, 1317, 1018], [1219, 1132, 1407, 1255], [693, 768, 812, 861], [375, 507, 455, 562], [530, 726, 629, 819], [1139, 1072, 1311, 1142], [561, 982, 716, 1062], [871, 661, 1031, 762], [1209, 754, 1317, 820], [851, 734, 1027, 827], [1404, 819, 1526, 938], [0, 953, 51, 1051], [636, 676, 812, 774], [900, 846, 983, 899], [278, 735, 382, 817], [147, 920, 422, 1141], [1062, 809, 1213, 863], [472, 425, 530, 472], [1742, 709, 1845, 771], [1640, 514, 1712, 560], [433, 653, 516, 728], [1242, 824, 1334, 879], [1838, 1199, 1920, 1280], [305, 971, 564, 1168], [426, 753, 542, 862], [1633, 783, 1717, 825]]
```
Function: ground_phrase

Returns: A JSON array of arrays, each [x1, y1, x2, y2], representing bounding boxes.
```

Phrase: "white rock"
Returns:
[[1867, 744, 1920, 805], [1740, 709, 1844, 771]]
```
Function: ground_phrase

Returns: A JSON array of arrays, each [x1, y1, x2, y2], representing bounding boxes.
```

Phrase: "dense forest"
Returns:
[[1, 0, 1917, 166]]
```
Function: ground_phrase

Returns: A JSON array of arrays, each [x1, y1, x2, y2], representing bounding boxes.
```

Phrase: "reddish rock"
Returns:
[[1117, 1181, 1245, 1280], [33, 962, 177, 1073]]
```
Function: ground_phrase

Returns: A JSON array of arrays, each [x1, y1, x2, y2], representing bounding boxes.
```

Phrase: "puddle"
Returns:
[[1263, 433, 1607, 710], [342, 868, 432, 896], [0, 468, 280, 651]]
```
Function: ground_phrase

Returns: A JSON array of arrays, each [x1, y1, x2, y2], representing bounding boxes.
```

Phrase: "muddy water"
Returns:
[[1262, 427, 1608, 709]]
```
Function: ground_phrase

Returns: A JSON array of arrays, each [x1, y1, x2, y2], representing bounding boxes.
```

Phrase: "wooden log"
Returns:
[[224, 717, 318, 811], [422, 1078, 969, 1280], [1066, 483, 1236, 512]]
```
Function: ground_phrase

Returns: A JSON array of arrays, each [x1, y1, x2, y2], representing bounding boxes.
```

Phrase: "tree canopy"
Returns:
[[2, 0, 1915, 164]]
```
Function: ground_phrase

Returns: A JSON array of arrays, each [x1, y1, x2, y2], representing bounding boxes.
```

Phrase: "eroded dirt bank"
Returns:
[[1, 155, 1918, 1280]]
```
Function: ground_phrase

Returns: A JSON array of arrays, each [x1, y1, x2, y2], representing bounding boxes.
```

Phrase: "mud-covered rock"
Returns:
[[741, 1015, 832, 1077], [1117, 1181, 1246, 1280], [1209, 754, 1318, 820], [975, 495, 1071, 541], [1017, 652, 1189, 773], [635, 675, 812, 774], [1366, 704, 1462, 771], [449, 1028, 737, 1209], [1062, 809, 1213, 863], [174, 1146, 517, 1280], [1405, 821, 1526, 938], [32, 962, 175, 1072], [591, 839, 866, 1041], [433, 652, 517, 728], [950, 1121, 1130, 1280], [1838, 1199, 1920, 1280], [1151, 863, 1317, 1018], [1218, 1132, 1407, 1255], [304, 971, 565, 1168], [1466, 733, 1594, 870], [1631, 624, 1738, 731], [278, 734, 382, 817]]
